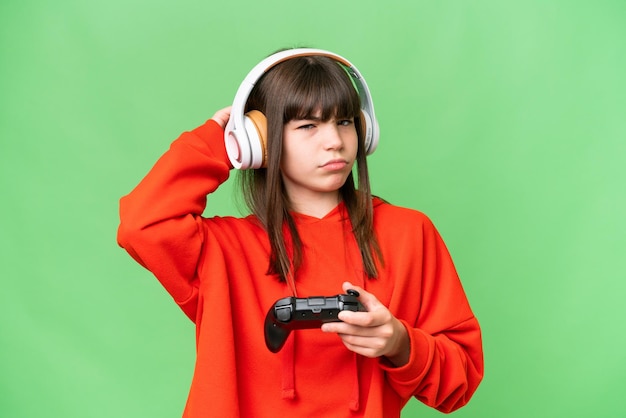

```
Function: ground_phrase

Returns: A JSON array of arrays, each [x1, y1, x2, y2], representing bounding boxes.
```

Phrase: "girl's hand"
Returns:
[[322, 282, 410, 367], [211, 106, 232, 129]]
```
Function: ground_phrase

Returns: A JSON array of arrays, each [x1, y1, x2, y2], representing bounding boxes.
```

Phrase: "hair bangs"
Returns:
[[282, 59, 361, 123]]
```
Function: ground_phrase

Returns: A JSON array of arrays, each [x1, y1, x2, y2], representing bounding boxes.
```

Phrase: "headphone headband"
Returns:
[[224, 48, 379, 169]]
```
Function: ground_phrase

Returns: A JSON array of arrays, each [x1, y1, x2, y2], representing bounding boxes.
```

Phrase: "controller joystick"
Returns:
[[264, 290, 365, 353]]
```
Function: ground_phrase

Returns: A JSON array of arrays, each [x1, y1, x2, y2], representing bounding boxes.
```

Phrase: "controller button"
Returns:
[[276, 306, 292, 322]]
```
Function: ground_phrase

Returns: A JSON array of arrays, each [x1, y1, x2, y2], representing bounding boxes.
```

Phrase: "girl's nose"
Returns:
[[322, 123, 344, 150]]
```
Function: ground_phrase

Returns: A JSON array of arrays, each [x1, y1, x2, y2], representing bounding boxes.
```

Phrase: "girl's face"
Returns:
[[280, 113, 358, 207]]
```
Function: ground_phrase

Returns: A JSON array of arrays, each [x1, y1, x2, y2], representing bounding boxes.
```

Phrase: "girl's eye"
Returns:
[[297, 123, 316, 130], [338, 119, 353, 126]]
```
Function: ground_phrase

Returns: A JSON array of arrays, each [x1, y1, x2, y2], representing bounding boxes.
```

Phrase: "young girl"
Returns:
[[117, 48, 483, 417]]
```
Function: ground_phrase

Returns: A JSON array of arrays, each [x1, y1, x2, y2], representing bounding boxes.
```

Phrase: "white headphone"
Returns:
[[224, 48, 380, 169]]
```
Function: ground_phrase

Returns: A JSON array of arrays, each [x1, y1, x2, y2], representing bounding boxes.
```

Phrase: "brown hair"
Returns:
[[238, 54, 382, 282]]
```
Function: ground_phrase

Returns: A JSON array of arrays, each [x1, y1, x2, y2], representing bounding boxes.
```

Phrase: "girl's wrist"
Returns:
[[384, 320, 411, 367]]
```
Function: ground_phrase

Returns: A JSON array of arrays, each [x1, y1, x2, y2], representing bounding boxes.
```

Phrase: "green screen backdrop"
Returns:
[[1, 1, 625, 417]]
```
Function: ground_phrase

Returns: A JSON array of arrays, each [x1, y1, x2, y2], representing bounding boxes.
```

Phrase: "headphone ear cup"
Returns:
[[243, 110, 268, 168], [359, 110, 375, 155]]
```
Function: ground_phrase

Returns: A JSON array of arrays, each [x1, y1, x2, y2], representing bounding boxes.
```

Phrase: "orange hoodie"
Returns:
[[117, 120, 483, 417]]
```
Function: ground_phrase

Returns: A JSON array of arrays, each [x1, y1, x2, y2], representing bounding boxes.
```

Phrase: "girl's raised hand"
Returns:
[[211, 106, 232, 129]]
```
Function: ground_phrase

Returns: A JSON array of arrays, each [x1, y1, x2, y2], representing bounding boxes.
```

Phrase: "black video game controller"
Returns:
[[264, 289, 365, 353]]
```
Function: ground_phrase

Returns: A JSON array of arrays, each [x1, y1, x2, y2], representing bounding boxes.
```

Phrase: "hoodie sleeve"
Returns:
[[379, 214, 484, 413], [116, 119, 232, 321]]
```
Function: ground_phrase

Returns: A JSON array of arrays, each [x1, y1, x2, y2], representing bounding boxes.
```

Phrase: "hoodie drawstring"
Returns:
[[280, 335, 362, 411], [281, 333, 296, 400], [349, 352, 361, 411]]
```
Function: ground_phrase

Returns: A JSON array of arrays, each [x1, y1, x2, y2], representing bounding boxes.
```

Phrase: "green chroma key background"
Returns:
[[1, 1, 624, 417]]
